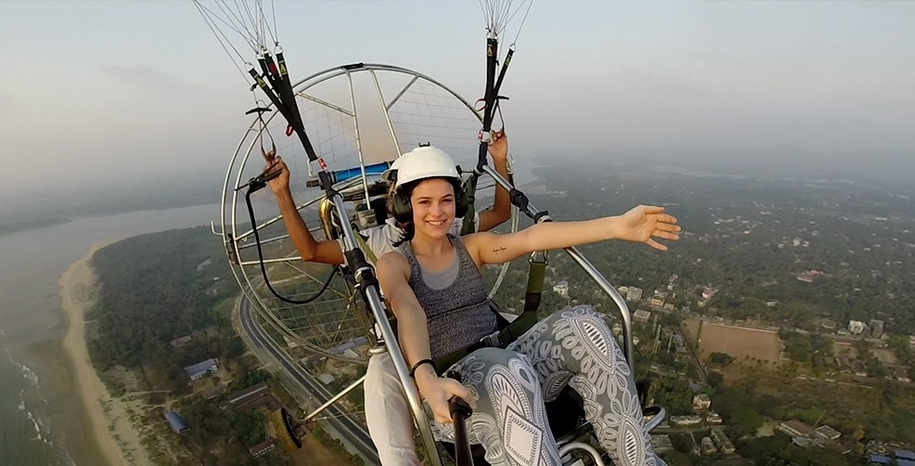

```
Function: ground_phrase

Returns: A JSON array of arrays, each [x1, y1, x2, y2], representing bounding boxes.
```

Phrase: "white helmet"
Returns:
[[394, 145, 460, 189], [381, 155, 404, 184]]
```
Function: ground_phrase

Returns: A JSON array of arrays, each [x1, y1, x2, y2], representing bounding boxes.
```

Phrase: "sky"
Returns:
[[1, 1, 914, 200]]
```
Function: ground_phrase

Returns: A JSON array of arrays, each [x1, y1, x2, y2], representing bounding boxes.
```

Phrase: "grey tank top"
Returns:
[[396, 234, 497, 359]]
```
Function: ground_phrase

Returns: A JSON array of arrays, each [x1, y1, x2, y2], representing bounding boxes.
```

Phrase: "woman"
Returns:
[[377, 147, 679, 466]]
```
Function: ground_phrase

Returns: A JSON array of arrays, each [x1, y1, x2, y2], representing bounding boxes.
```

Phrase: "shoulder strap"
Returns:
[[460, 176, 478, 235]]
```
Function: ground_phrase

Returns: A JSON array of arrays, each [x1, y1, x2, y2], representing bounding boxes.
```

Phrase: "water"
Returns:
[[0, 159, 550, 466], [0, 204, 220, 466]]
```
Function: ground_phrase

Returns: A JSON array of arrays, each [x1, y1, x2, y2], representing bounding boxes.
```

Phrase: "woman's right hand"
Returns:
[[415, 370, 476, 423]]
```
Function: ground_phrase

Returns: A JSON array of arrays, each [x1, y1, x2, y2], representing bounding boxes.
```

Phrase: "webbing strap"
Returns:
[[500, 254, 547, 343], [353, 232, 377, 265], [460, 176, 479, 235], [523, 256, 547, 314]]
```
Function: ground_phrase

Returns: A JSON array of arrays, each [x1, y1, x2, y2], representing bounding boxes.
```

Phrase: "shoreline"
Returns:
[[59, 240, 153, 466]]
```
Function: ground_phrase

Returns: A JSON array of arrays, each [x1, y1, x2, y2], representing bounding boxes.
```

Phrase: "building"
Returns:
[[330, 336, 369, 355], [633, 309, 651, 324], [553, 281, 569, 297], [700, 436, 717, 455], [797, 269, 824, 282], [692, 394, 711, 411], [811, 425, 841, 441], [849, 320, 867, 335], [670, 415, 702, 426], [164, 411, 189, 433], [871, 319, 885, 338], [170, 335, 192, 347], [711, 427, 735, 454], [625, 286, 642, 302], [184, 358, 218, 381], [777, 420, 813, 438], [819, 319, 837, 331], [249, 438, 277, 458], [701, 287, 715, 300], [869, 451, 915, 465], [650, 435, 673, 454], [793, 436, 818, 448], [706, 413, 723, 424]]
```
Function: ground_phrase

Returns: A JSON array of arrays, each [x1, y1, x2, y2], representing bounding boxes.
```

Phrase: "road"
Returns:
[[676, 329, 709, 385], [238, 297, 380, 465]]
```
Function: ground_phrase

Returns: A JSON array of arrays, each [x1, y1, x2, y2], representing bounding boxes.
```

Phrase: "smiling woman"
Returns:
[[376, 147, 680, 465]]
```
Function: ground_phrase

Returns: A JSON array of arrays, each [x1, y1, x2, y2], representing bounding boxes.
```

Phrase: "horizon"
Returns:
[[1, 2, 913, 198]]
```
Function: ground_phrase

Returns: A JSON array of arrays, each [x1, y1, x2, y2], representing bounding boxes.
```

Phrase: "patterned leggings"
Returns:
[[431, 305, 665, 466]]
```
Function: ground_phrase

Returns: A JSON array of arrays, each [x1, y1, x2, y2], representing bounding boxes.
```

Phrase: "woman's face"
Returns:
[[410, 178, 456, 238]]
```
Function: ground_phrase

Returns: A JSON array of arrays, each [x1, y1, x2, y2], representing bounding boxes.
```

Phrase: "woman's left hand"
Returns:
[[614, 205, 681, 251]]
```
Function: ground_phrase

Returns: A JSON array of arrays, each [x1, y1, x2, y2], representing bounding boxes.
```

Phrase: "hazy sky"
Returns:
[[2, 1, 914, 198]]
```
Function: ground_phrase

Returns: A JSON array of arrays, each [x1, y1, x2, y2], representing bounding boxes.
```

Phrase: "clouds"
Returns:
[[100, 64, 208, 96], [1, 1, 915, 198], [0, 93, 14, 116], [505, 66, 915, 160]]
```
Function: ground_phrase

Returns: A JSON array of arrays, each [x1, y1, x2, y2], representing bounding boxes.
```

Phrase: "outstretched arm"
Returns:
[[377, 253, 475, 423], [263, 151, 345, 265], [477, 130, 512, 232], [465, 205, 681, 266]]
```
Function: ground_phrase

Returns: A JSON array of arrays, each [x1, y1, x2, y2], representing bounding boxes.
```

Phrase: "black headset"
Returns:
[[391, 178, 469, 225]]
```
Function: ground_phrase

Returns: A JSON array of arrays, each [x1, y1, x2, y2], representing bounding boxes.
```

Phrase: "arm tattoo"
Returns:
[[492, 246, 507, 254]]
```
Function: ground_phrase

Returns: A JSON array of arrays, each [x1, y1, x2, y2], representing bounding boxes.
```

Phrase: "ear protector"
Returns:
[[391, 179, 469, 225]]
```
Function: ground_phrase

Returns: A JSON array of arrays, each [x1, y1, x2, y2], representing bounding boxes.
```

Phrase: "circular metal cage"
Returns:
[[219, 63, 516, 364]]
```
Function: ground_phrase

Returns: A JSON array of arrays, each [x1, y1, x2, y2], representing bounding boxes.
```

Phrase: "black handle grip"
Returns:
[[447, 371, 473, 466]]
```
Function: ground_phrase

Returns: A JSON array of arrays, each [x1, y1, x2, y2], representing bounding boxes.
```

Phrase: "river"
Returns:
[[0, 204, 220, 466]]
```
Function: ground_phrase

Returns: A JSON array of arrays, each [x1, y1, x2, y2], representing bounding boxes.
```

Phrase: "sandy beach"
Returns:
[[60, 240, 153, 466]]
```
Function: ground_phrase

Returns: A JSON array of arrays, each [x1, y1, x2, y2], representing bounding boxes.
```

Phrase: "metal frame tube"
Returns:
[[369, 69, 402, 155], [328, 194, 443, 466], [344, 70, 371, 203], [302, 374, 367, 424], [563, 246, 634, 365], [236, 233, 290, 249], [385, 75, 419, 111]]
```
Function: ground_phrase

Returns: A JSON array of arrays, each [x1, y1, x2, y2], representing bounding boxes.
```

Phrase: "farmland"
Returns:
[[685, 318, 781, 363]]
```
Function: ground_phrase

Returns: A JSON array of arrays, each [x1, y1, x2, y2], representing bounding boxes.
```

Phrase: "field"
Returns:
[[873, 348, 899, 365], [685, 318, 781, 362]]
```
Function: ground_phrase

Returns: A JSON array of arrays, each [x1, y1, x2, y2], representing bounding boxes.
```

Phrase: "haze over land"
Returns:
[[0, 1, 913, 205]]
